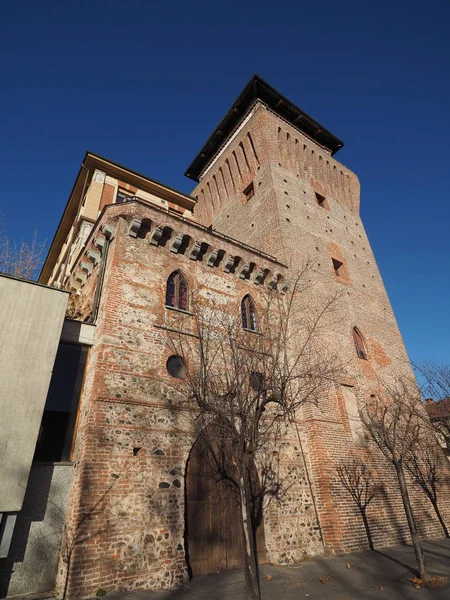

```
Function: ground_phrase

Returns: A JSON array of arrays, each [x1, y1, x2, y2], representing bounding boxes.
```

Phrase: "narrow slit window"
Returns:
[[243, 182, 255, 201], [315, 192, 326, 207], [332, 258, 343, 276], [353, 327, 367, 360], [166, 271, 188, 311], [241, 295, 257, 331], [250, 371, 265, 392]]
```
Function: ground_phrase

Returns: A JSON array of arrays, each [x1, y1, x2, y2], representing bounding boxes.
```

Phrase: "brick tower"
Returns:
[[185, 75, 431, 554], [36, 75, 449, 599]]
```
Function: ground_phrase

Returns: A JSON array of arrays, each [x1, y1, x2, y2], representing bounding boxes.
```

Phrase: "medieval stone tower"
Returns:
[[36, 75, 448, 598]]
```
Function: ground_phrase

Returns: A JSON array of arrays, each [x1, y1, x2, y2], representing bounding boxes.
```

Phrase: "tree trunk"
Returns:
[[239, 465, 261, 600], [394, 461, 428, 579], [361, 507, 374, 550], [429, 496, 450, 538]]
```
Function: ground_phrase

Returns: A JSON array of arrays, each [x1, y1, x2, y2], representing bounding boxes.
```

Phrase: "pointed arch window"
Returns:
[[353, 327, 367, 360], [241, 295, 257, 331], [166, 271, 188, 311]]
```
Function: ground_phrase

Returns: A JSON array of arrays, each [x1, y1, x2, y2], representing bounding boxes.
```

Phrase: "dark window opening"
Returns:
[[315, 192, 326, 207], [166, 271, 188, 311], [250, 371, 265, 392], [166, 355, 186, 378], [353, 327, 367, 360], [116, 189, 133, 204], [243, 182, 255, 201], [332, 258, 343, 276], [241, 295, 257, 331], [34, 342, 89, 463]]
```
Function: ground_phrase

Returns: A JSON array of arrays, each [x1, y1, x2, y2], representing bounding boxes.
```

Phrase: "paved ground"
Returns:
[[105, 539, 450, 600], [5, 539, 450, 600]]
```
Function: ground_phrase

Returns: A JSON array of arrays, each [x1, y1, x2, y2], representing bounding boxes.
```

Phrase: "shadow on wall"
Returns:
[[0, 463, 71, 598], [378, 484, 410, 545], [60, 397, 190, 599]]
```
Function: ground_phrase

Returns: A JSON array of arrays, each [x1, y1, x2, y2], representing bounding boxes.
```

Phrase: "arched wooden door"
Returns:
[[186, 430, 267, 576]]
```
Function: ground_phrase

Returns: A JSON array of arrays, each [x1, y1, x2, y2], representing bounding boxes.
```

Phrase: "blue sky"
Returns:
[[1, 0, 449, 365]]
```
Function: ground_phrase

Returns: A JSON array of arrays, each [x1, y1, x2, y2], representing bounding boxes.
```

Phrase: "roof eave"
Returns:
[[39, 152, 196, 284], [185, 74, 344, 182]]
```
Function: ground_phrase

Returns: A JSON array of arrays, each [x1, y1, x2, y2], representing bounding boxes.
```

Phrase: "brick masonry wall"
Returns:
[[57, 204, 325, 598], [56, 104, 450, 598], [192, 105, 450, 557]]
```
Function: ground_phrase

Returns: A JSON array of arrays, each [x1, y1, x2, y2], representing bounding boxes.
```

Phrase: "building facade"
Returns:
[[32, 76, 449, 598]]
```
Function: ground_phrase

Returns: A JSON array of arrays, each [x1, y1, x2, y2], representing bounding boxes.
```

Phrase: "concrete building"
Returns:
[[0, 276, 94, 597], [3, 75, 448, 598]]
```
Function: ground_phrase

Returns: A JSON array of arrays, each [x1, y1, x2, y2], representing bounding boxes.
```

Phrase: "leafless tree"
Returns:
[[0, 224, 45, 280], [165, 266, 343, 600], [416, 362, 450, 456], [360, 380, 428, 579], [405, 440, 449, 538], [419, 362, 450, 402], [336, 456, 376, 549]]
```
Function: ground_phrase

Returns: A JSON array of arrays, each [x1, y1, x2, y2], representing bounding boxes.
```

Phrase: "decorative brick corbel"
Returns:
[[238, 263, 251, 280], [268, 275, 280, 289], [128, 219, 142, 238], [74, 271, 87, 285], [223, 255, 236, 273], [80, 261, 93, 276], [170, 234, 184, 254], [93, 237, 105, 252], [189, 242, 202, 261], [101, 224, 116, 240], [86, 249, 101, 266], [206, 249, 219, 267], [254, 268, 269, 285], [149, 226, 164, 246]]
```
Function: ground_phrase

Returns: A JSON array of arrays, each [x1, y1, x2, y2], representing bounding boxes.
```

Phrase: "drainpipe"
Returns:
[[88, 226, 114, 324]]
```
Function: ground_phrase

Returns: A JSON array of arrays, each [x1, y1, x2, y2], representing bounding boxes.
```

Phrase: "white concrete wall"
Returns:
[[0, 276, 68, 512]]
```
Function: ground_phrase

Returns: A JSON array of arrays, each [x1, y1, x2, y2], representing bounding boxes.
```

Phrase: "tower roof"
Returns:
[[185, 74, 344, 182]]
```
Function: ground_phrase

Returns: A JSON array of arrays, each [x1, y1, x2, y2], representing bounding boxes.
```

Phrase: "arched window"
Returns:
[[241, 295, 257, 331], [166, 271, 188, 311], [353, 327, 367, 360]]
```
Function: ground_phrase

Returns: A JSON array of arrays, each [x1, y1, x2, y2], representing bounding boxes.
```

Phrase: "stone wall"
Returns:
[[57, 204, 323, 598]]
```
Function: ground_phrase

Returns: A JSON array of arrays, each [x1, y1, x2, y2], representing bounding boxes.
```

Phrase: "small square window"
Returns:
[[315, 192, 326, 207], [243, 182, 255, 201], [332, 258, 343, 276]]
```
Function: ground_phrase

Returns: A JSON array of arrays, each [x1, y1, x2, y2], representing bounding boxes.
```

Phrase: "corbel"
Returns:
[[128, 219, 142, 238]]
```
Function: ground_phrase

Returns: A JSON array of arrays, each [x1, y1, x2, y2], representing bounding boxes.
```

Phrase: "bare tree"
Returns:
[[405, 438, 449, 538], [0, 226, 45, 280], [417, 362, 450, 456], [166, 268, 342, 600], [360, 380, 428, 579], [336, 456, 376, 549]]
